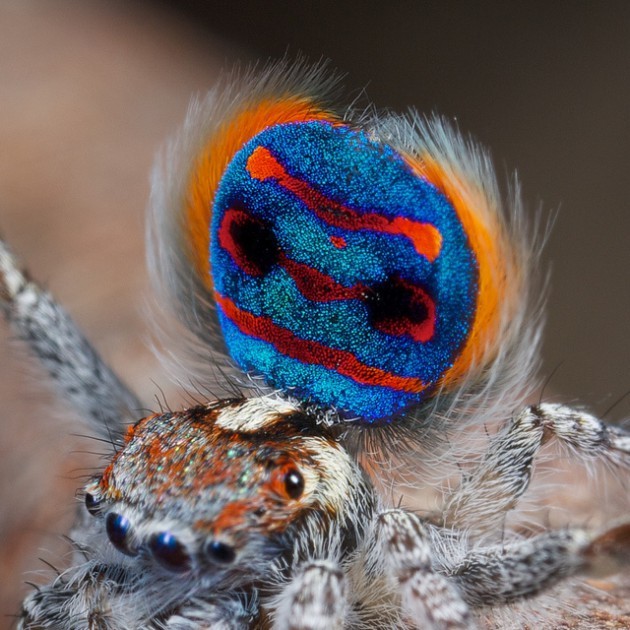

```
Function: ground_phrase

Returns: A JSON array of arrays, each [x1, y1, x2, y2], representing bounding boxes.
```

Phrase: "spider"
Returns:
[[1, 60, 629, 629]]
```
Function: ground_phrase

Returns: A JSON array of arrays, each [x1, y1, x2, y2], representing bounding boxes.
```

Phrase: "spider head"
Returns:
[[83, 396, 374, 584]]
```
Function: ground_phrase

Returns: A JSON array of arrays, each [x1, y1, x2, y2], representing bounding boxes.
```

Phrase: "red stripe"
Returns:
[[279, 253, 362, 302], [215, 293, 426, 394], [246, 145, 442, 262]]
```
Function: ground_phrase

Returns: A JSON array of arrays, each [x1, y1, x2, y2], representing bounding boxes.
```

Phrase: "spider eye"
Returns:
[[284, 468, 304, 500], [85, 490, 102, 517], [205, 540, 236, 565], [105, 512, 136, 556], [149, 532, 192, 573]]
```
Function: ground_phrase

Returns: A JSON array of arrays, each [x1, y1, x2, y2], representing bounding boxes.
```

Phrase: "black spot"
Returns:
[[229, 209, 279, 275], [366, 278, 427, 324], [363, 276, 434, 341]]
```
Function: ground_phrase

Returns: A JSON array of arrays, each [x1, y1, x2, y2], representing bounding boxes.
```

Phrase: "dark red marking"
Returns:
[[246, 145, 443, 261], [215, 292, 427, 394], [329, 235, 347, 249], [364, 276, 435, 343], [279, 254, 360, 302]]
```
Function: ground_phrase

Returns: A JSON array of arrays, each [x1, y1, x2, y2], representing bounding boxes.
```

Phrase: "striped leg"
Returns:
[[273, 561, 348, 630], [447, 522, 630, 606], [164, 597, 256, 629], [442, 403, 630, 533], [370, 510, 472, 630], [0, 239, 141, 437]]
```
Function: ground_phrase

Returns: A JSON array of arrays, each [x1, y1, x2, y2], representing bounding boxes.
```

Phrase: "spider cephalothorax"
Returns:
[[86, 397, 375, 589], [2, 59, 629, 629]]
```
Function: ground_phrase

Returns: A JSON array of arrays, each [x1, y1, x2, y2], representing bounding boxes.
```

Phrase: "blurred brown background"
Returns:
[[0, 0, 628, 624]]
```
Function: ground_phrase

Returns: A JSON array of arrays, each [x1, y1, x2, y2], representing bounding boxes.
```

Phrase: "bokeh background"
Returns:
[[0, 0, 628, 624]]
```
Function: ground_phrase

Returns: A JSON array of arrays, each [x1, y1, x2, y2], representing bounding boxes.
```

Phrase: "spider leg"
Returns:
[[19, 561, 134, 630], [272, 560, 348, 630], [445, 521, 630, 607], [442, 403, 630, 532], [21, 551, 258, 629], [369, 510, 472, 630], [0, 239, 142, 438], [163, 596, 256, 629]]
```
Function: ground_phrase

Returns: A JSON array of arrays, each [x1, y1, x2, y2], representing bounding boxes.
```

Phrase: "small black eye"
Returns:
[[105, 512, 135, 556], [149, 532, 192, 573], [284, 469, 304, 500], [85, 491, 102, 517], [205, 540, 236, 565]]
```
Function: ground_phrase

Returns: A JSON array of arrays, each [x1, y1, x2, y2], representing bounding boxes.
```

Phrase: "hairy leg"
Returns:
[[0, 240, 141, 437], [163, 596, 256, 629], [368, 510, 472, 630], [445, 522, 630, 607], [273, 560, 348, 630], [442, 403, 630, 532]]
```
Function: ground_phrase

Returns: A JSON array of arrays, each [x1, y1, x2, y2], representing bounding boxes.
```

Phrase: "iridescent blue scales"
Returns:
[[212, 120, 477, 421]]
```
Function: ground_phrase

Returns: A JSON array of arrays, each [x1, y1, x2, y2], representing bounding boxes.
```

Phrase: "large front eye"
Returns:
[[105, 512, 136, 556], [149, 532, 192, 573]]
